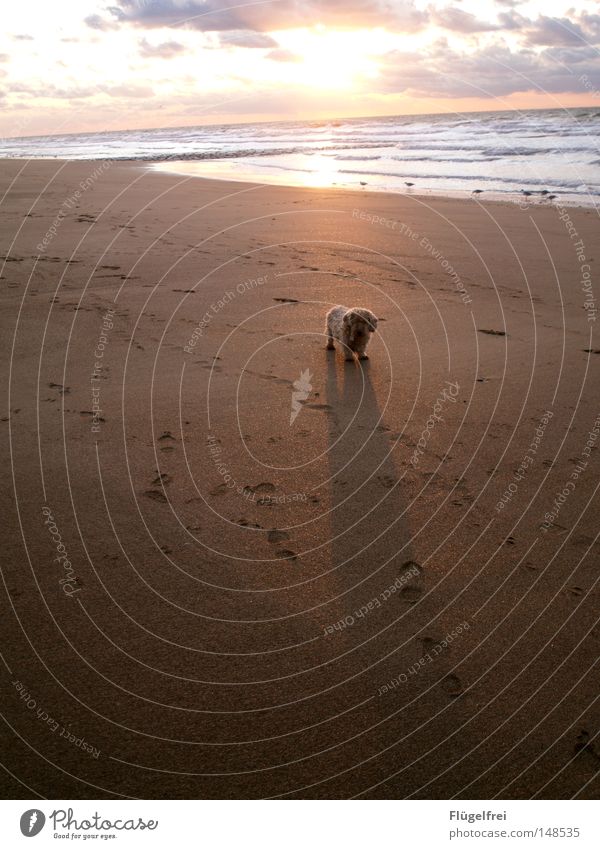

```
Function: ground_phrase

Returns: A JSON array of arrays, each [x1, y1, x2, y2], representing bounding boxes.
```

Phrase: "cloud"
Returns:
[[12, 34, 34, 41], [378, 40, 600, 98], [497, 11, 600, 47], [84, 13, 119, 31], [139, 37, 188, 56], [430, 7, 499, 34], [579, 12, 600, 38], [7, 82, 99, 99], [266, 48, 302, 62], [105, 0, 428, 33], [523, 15, 589, 46], [102, 83, 155, 97], [218, 30, 278, 48], [7, 81, 156, 100]]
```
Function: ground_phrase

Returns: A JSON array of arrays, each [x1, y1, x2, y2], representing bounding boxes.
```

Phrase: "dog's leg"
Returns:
[[354, 338, 368, 360], [326, 320, 335, 350]]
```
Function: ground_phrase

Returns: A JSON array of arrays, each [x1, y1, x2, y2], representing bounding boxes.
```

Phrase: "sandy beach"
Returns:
[[1, 158, 599, 799]]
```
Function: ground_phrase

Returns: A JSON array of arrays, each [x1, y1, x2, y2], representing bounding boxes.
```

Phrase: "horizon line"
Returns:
[[3, 102, 598, 143]]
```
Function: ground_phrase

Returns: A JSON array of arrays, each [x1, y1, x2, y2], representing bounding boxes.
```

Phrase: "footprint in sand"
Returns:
[[80, 410, 105, 422], [238, 518, 262, 529], [143, 490, 167, 503], [49, 382, 70, 395], [159, 430, 176, 441], [574, 729, 600, 761], [441, 674, 464, 697], [418, 635, 440, 653], [305, 403, 332, 413], [478, 328, 506, 336], [276, 549, 297, 561], [400, 585, 423, 603], [268, 529, 290, 544], [378, 474, 397, 489], [210, 483, 229, 497], [565, 586, 584, 598], [152, 473, 172, 486], [244, 482, 276, 495], [401, 560, 423, 578]]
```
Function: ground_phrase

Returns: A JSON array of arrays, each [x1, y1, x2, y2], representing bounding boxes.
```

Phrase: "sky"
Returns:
[[1, 0, 600, 137]]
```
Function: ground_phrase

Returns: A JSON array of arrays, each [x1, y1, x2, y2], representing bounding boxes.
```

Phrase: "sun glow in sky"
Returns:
[[268, 29, 385, 88], [0, 0, 599, 137]]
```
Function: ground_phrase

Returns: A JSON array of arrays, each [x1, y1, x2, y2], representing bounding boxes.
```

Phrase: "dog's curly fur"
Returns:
[[326, 305, 378, 361]]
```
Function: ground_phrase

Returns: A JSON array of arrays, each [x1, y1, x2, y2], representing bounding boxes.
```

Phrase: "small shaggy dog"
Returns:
[[326, 305, 378, 361]]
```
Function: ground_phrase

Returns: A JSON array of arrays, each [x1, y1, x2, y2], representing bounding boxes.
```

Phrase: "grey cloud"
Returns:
[[430, 7, 499, 34], [496, 10, 528, 31], [104, 0, 428, 33], [524, 15, 589, 46], [379, 41, 600, 98], [84, 13, 119, 31], [498, 12, 600, 46], [139, 37, 188, 56], [542, 45, 600, 65]]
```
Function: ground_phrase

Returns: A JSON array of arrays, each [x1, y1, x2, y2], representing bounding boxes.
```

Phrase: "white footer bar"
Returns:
[[1, 800, 597, 848]]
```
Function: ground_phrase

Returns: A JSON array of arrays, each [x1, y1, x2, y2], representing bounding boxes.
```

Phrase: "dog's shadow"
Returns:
[[324, 352, 421, 639]]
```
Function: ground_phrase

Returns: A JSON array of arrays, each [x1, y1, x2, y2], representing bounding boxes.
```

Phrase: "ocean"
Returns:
[[2, 107, 599, 205]]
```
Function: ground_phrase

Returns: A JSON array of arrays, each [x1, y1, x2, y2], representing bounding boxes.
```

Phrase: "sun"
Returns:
[[271, 28, 388, 89], [297, 32, 378, 88]]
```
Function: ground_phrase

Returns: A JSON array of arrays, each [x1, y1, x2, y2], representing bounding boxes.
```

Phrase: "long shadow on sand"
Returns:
[[324, 352, 425, 657]]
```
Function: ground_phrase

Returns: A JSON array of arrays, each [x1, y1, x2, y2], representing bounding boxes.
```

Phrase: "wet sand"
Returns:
[[1, 159, 599, 799]]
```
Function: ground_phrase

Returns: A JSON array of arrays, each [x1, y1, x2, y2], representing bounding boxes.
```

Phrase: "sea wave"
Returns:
[[1, 106, 598, 203]]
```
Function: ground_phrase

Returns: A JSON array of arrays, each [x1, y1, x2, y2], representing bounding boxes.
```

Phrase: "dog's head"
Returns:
[[343, 308, 378, 342]]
